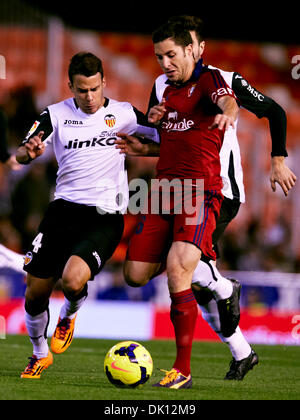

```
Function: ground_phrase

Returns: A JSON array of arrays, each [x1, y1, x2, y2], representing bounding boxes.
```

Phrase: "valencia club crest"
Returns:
[[104, 114, 116, 128]]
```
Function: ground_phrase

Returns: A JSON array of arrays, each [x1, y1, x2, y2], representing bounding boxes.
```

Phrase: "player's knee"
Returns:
[[124, 271, 148, 288], [167, 261, 188, 282], [62, 272, 85, 297], [123, 261, 150, 288], [167, 259, 195, 292], [62, 256, 90, 297], [167, 243, 201, 289]]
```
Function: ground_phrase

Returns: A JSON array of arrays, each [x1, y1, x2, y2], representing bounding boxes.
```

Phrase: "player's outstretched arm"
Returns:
[[209, 96, 239, 131], [230, 72, 296, 196], [270, 156, 297, 196], [16, 131, 45, 164], [115, 133, 160, 157]]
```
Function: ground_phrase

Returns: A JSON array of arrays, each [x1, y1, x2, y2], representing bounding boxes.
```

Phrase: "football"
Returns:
[[104, 341, 153, 387]]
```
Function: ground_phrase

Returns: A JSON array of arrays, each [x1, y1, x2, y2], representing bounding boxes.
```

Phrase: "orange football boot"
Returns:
[[21, 351, 53, 379], [51, 315, 77, 354], [152, 368, 192, 389]]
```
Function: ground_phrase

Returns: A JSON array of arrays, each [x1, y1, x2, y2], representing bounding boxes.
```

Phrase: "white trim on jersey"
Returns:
[[154, 70, 245, 203]]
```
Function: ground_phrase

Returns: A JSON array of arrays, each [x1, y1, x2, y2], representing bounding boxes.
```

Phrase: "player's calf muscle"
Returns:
[[24, 275, 54, 315]]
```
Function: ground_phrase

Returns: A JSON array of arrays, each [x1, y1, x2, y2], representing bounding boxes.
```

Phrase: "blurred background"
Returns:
[[0, 0, 300, 344]]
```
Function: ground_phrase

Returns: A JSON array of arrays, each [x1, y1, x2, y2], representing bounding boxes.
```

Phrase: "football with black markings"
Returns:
[[104, 341, 153, 387]]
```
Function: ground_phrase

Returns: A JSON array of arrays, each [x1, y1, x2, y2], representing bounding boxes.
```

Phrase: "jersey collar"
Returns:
[[191, 58, 204, 81], [73, 97, 110, 110], [166, 58, 205, 86]]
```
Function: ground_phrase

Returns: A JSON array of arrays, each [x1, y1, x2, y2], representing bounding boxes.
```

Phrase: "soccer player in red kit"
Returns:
[[122, 23, 240, 388]]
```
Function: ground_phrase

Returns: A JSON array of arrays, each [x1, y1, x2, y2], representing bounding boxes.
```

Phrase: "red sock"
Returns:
[[170, 288, 198, 377]]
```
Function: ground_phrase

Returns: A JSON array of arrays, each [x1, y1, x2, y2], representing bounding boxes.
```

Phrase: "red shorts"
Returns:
[[127, 189, 223, 262]]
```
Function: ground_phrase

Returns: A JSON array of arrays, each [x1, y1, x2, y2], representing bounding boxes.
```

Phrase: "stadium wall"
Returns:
[[1, 297, 299, 346]]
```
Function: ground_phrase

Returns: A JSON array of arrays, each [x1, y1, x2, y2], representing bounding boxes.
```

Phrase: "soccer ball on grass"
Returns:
[[104, 341, 153, 387]]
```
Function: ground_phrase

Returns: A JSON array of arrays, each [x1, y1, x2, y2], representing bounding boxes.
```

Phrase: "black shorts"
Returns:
[[211, 197, 241, 258], [23, 199, 124, 280]]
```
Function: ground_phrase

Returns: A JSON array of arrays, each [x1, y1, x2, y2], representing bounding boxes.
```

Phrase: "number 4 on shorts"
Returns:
[[32, 232, 43, 253]]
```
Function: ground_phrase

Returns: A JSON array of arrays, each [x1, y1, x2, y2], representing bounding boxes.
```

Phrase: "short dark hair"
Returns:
[[168, 15, 205, 43], [152, 22, 193, 48], [68, 52, 104, 84], [168, 15, 204, 43]]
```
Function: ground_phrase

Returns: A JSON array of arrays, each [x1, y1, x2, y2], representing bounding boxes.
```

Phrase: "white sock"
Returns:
[[222, 327, 252, 361], [200, 300, 251, 361], [192, 259, 233, 300], [25, 310, 49, 359], [59, 294, 87, 320], [200, 299, 221, 331]]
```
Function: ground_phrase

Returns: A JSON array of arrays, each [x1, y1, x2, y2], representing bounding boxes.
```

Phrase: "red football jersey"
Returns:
[[156, 66, 237, 190]]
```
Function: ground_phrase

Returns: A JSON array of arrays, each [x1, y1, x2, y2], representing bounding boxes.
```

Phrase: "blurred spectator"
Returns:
[[0, 108, 11, 165], [10, 161, 52, 252], [219, 214, 295, 273], [96, 261, 157, 302], [3, 85, 39, 147], [0, 215, 22, 252], [97, 262, 130, 301], [242, 285, 279, 312], [0, 107, 21, 170]]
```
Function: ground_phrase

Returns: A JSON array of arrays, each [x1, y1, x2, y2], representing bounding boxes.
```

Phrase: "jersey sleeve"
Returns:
[[147, 75, 169, 114], [147, 83, 159, 114], [20, 108, 54, 146], [232, 72, 287, 157], [205, 69, 238, 105], [232, 72, 273, 117], [132, 106, 160, 144]]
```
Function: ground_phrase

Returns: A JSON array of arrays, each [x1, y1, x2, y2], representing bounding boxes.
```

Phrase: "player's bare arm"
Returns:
[[209, 96, 239, 131], [115, 132, 160, 156], [3, 155, 22, 170], [16, 131, 45, 164], [270, 156, 297, 196]]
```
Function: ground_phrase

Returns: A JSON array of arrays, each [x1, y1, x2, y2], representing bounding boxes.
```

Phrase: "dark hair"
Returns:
[[168, 15, 205, 43], [152, 22, 193, 48], [68, 52, 104, 84]]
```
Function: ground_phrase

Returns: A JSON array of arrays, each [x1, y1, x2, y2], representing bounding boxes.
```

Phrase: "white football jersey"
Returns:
[[24, 97, 158, 213], [153, 69, 245, 203], [208, 66, 245, 203]]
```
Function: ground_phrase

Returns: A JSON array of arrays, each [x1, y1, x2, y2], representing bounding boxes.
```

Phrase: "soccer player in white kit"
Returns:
[[16, 52, 158, 378]]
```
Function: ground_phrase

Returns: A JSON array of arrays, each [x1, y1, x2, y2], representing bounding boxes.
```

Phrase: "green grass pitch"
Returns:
[[0, 334, 299, 400]]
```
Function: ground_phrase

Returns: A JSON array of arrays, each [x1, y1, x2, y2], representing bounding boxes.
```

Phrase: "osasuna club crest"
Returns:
[[104, 114, 116, 127]]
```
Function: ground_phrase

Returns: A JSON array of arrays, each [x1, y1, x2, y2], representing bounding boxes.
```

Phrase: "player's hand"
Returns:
[[115, 133, 147, 156], [148, 99, 167, 125], [25, 131, 45, 160], [209, 114, 235, 131], [270, 156, 297, 196], [4, 155, 22, 171]]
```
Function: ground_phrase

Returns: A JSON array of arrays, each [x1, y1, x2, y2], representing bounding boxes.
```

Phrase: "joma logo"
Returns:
[[64, 119, 83, 125]]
